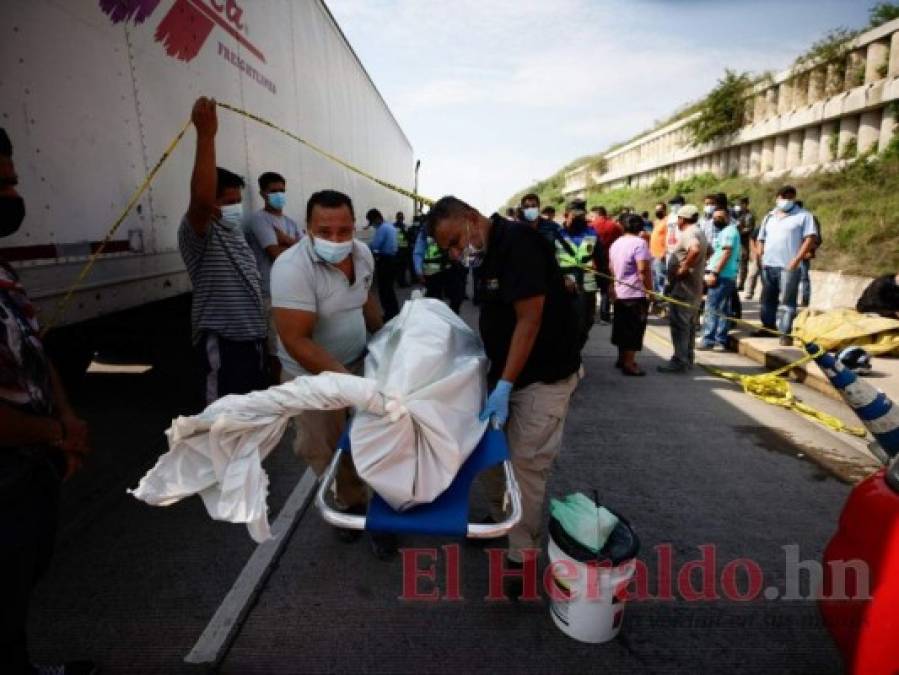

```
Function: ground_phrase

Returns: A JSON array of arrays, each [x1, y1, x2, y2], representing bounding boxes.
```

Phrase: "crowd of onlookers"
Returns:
[[502, 184, 822, 375]]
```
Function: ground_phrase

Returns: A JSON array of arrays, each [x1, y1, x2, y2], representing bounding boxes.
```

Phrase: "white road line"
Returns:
[[184, 468, 318, 666]]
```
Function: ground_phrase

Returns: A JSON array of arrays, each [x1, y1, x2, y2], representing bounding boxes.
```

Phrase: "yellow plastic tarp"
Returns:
[[793, 309, 899, 356]]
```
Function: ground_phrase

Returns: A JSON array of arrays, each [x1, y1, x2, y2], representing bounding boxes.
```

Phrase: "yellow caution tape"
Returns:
[[43, 102, 433, 332], [41, 118, 193, 334], [599, 267, 867, 437], [216, 102, 434, 207]]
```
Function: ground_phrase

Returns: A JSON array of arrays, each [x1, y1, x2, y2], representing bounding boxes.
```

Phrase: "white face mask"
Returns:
[[703, 204, 715, 216], [522, 207, 539, 222], [456, 222, 484, 267], [312, 236, 353, 264], [219, 203, 244, 229], [733, 205, 743, 214]]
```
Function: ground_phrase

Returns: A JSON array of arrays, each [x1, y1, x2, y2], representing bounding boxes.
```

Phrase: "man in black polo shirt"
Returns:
[[428, 196, 581, 576]]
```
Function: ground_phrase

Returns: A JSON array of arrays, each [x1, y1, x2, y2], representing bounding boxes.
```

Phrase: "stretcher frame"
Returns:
[[315, 427, 522, 538]]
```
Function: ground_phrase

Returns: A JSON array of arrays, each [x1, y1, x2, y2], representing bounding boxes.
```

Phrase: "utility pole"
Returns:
[[414, 159, 421, 217]]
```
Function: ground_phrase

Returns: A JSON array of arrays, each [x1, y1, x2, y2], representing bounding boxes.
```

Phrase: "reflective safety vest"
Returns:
[[396, 229, 408, 249], [555, 234, 598, 292], [423, 236, 445, 276]]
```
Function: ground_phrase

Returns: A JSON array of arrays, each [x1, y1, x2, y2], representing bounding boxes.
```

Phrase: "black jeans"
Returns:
[[395, 248, 410, 287], [597, 277, 612, 322], [375, 255, 399, 320], [0, 450, 63, 673], [195, 333, 269, 405]]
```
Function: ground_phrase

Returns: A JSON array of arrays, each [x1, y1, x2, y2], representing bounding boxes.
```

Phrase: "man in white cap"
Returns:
[[658, 204, 708, 373]]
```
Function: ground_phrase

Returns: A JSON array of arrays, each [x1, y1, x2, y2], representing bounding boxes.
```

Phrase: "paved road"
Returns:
[[28, 294, 873, 673]]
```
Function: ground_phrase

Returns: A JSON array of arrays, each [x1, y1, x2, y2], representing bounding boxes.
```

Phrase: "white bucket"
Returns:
[[547, 533, 636, 644]]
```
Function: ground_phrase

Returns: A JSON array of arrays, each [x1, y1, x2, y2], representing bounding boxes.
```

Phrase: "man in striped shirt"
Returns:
[[178, 97, 268, 404]]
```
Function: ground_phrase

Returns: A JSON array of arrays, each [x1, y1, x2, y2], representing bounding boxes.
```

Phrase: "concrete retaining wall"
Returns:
[[564, 18, 899, 197]]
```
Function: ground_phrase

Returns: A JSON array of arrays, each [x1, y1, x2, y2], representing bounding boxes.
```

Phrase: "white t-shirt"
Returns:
[[665, 212, 681, 255], [270, 237, 374, 377]]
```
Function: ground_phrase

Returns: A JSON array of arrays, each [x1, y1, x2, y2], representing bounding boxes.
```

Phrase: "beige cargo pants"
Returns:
[[281, 361, 368, 509], [484, 372, 579, 563]]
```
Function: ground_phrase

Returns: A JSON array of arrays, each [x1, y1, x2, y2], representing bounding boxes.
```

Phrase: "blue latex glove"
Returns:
[[479, 380, 513, 426]]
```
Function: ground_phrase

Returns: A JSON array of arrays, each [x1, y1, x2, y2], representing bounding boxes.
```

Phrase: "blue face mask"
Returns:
[[313, 236, 353, 264], [522, 207, 539, 222], [776, 199, 794, 212], [267, 191, 286, 210]]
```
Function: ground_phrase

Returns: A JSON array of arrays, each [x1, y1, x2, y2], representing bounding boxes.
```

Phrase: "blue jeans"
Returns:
[[702, 276, 735, 346], [799, 259, 811, 306], [760, 266, 802, 334], [652, 257, 667, 294]]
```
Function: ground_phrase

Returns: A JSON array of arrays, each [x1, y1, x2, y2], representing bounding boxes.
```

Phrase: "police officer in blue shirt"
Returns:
[[367, 208, 400, 320]]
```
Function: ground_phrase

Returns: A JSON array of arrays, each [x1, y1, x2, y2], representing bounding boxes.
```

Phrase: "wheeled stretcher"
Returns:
[[316, 425, 522, 538]]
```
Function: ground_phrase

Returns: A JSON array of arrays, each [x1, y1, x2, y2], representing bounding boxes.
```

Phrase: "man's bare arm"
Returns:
[[363, 291, 384, 333], [264, 244, 290, 261], [185, 97, 218, 236], [637, 259, 652, 292], [0, 404, 63, 448], [273, 308, 348, 375], [678, 244, 702, 277], [790, 236, 815, 270]]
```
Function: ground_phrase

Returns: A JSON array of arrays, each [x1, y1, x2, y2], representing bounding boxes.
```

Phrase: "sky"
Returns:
[[327, 0, 873, 213]]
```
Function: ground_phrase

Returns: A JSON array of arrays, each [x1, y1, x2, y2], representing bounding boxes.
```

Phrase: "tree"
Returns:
[[686, 70, 753, 146], [869, 2, 899, 28]]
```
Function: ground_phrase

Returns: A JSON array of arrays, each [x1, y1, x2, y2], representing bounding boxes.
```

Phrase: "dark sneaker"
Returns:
[[750, 327, 777, 337], [369, 532, 399, 561], [657, 361, 688, 374], [32, 661, 99, 675]]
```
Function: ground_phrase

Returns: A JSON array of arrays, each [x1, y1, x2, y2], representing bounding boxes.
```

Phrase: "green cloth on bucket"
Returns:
[[550, 493, 620, 553]]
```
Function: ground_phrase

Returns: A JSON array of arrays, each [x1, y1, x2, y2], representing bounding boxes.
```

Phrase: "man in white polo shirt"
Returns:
[[271, 190, 394, 557]]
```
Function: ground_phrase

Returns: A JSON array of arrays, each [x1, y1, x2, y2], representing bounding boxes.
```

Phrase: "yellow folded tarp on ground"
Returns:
[[793, 309, 899, 356]]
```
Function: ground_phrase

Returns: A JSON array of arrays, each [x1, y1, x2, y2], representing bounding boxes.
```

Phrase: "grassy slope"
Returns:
[[508, 148, 899, 277]]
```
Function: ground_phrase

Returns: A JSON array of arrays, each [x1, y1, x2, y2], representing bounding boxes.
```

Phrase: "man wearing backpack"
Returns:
[[754, 187, 818, 345]]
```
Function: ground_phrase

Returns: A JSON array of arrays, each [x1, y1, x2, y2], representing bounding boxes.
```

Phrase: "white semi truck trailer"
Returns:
[[1, 0, 414, 381]]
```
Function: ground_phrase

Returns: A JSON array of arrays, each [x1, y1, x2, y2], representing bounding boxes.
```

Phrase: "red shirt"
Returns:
[[595, 217, 624, 250]]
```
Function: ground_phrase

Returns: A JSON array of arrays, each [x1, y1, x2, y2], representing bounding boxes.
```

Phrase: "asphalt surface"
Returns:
[[27, 290, 874, 674]]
